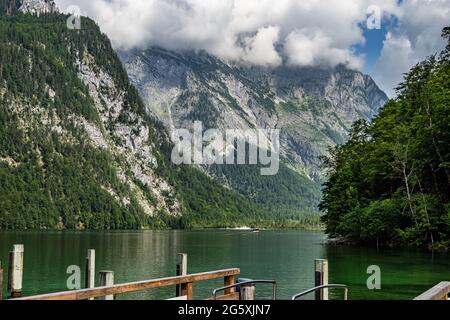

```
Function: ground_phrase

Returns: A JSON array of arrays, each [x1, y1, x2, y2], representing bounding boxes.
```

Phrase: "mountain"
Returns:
[[0, 4, 273, 229], [19, 0, 57, 15], [0, 0, 56, 15], [119, 47, 388, 217], [0, 1, 388, 230]]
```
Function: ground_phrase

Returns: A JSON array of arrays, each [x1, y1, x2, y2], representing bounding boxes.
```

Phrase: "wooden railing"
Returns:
[[12, 268, 240, 301], [414, 282, 450, 300]]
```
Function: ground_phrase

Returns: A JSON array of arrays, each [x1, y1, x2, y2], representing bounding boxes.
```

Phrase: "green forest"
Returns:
[[209, 161, 321, 218], [320, 27, 450, 249], [0, 10, 291, 230]]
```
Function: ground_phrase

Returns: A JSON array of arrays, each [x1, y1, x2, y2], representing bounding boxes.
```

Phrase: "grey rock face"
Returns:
[[19, 0, 57, 15], [120, 47, 388, 183]]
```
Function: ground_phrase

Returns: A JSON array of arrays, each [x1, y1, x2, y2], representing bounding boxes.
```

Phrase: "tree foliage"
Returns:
[[320, 27, 450, 249]]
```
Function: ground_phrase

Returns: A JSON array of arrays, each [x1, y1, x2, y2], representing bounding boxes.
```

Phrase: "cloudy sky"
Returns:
[[54, 0, 449, 97]]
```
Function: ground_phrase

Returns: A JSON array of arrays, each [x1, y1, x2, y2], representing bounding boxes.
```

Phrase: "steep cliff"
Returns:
[[119, 47, 388, 216], [0, 8, 265, 229]]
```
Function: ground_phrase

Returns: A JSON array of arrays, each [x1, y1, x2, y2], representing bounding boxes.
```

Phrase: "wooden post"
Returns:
[[224, 275, 235, 294], [238, 278, 255, 300], [85, 250, 95, 288], [99, 271, 114, 300], [8, 244, 24, 298], [176, 253, 187, 297], [314, 259, 329, 300], [0, 260, 3, 300], [180, 282, 193, 300]]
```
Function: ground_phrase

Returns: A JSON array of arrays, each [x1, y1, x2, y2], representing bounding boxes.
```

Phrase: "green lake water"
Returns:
[[0, 230, 449, 300]]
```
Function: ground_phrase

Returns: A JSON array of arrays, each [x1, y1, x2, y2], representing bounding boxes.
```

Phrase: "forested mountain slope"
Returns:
[[0, 6, 272, 229]]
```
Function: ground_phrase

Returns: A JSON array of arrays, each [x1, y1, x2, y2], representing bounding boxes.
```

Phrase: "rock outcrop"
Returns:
[[19, 0, 57, 15]]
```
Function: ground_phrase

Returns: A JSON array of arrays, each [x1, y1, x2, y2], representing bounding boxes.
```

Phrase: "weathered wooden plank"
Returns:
[[85, 250, 95, 289], [166, 295, 188, 300], [235, 278, 256, 300], [240, 284, 255, 300], [13, 268, 240, 301], [414, 282, 450, 300], [314, 259, 328, 300], [181, 282, 193, 300], [99, 271, 114, 300], [176, 253, 187, 297], [0, 261, 3, 300], [85, 249, 95, 300], [224, 275, 235, 295], [8, 244, 24, 298]]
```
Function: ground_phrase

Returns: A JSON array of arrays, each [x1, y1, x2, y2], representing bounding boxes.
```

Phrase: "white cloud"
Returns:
[[374, 0, 449, 97], [54, 0, 449, 95], [285, 29, 363, 69], [374, 33, 415, 97], [54, 0, 397, 68], [242, 26, 282, 67]]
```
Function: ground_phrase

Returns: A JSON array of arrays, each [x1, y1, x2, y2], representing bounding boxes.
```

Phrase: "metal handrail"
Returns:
[[291, 284, 348, 300], [212, 280, 277, 300]]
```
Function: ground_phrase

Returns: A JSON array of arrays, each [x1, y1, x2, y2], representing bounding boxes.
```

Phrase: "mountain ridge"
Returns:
[[120, 47, 387, 176], [119, 46, 388, 216]]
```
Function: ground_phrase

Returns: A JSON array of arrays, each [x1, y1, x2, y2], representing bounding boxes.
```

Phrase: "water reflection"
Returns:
[[0, 230, 448, 300]]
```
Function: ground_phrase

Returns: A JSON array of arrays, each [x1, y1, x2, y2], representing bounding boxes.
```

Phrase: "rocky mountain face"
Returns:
[[19, 0, 57, 15], [0, 0, 56, 15], [0, 16, 179, 229], [119, 48, 388, 214], [0, 10, 265, 229], [121, 48, 387, 180]]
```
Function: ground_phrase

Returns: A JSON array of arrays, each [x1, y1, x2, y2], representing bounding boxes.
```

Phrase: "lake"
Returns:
[[0, 230, 449, 300]]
